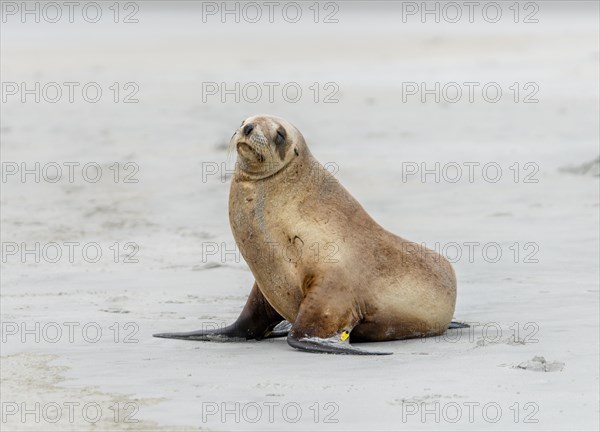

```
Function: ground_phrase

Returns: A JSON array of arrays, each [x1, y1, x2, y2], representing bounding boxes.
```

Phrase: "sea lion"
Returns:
[[154, 115, 463, 355]]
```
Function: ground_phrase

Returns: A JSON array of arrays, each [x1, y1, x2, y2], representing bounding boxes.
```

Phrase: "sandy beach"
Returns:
[[1, 1, 599, 430]]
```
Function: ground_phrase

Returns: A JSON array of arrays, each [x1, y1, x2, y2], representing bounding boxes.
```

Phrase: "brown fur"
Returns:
[[228, 115, 457, 347]]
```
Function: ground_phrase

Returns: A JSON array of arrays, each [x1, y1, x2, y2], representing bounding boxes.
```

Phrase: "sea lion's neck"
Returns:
[[233, 148, 315, 184]]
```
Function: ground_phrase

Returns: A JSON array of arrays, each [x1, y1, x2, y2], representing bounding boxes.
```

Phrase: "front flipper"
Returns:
[[154, 282, 284, 342], [288, 334, 391, 355], [287, 284, 392, 356]]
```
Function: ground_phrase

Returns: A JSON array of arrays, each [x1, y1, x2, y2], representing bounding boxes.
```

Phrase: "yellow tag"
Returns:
[[340, 331, 349, 341]]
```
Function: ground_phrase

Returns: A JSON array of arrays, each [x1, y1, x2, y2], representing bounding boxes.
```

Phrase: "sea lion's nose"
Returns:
[[243, 123, 254, 136]]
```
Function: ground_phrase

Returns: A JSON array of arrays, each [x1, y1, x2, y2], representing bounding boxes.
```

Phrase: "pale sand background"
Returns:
[[1, 1, 599, 430]]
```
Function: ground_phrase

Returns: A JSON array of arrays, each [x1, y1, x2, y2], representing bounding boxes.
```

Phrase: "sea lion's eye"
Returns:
[[275, 128, 286, 146]]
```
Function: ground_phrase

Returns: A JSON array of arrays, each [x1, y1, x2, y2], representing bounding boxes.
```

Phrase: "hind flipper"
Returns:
[[264, 320, 292, 339], [448, 321, 470, 329]]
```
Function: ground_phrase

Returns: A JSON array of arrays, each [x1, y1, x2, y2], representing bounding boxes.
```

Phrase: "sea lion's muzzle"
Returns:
[[237, 141, 264, 163]]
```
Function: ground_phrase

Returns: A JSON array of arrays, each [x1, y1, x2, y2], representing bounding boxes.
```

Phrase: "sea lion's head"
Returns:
[[230, 115, 305, 179]]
